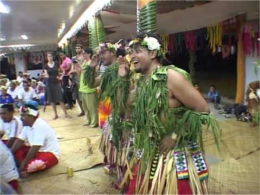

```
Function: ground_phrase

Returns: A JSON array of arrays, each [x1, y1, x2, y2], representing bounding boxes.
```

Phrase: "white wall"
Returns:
[[14, 53, 24, 75], [245, 55, 260, 90], [244, 54, 260, 105], [28, 70, 43, 78]]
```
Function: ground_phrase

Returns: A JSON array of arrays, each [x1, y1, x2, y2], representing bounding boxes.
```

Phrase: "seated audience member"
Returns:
[[0, 104, 23, 148], [31, 80, 38, 91], [18, 73, 30, 90], [0, 140, 19, 191], [11, 104, 60, 178], [246, 81, 260, 127], [36, 82, 45, 105], [16, 71, 23, 83], [0, 86, 14, 104], [8, 81, 19, 101], [18, 81, 38, 108], [207, 84, 221, 104]]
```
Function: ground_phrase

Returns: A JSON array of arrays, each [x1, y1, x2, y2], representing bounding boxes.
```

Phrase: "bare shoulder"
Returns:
[[167, 69, 189, 86]]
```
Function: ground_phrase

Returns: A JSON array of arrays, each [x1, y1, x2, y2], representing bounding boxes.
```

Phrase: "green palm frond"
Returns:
[[88, 15, 106, 49], [138, 0, 157, 33]]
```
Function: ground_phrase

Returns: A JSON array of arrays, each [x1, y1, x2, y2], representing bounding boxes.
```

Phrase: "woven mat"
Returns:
[[20, 136, 104, 182], [209, 153, 259, 194], [20, 167, 119, 194]]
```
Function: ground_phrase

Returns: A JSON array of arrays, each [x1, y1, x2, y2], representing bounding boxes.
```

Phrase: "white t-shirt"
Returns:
[[0, 140, 19, 182], [18, 118, 60, 158], [7, 87, 19, 100], [17, 76, 23, 83], [18, 87, 37, 102], [0, 116, 23, 140]]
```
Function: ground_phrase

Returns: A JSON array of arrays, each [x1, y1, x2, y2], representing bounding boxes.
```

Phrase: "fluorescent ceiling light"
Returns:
[[69, 6, 74, 18], [58, 0, 112, 47], [21, 35, 29, 40], [0, 1, 10, 14], [0, 38, 6, 41], [0, 44, 34, 48]]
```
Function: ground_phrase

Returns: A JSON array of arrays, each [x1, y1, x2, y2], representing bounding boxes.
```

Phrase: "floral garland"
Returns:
[[99, 42, 118, 53], [129, 36, 164, 57]]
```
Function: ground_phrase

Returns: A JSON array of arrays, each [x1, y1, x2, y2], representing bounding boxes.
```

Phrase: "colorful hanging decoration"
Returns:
[[196, 28, 208, 49], [163, 16, 241, 57], [188, 51, 197, 83], [243, 22, 259, 56], [161, 35, 169, 54], [175, 33, 185, 52], [185, 31, 197, 52], [207, 23, 222, 53], [168, 34, 175, 54]]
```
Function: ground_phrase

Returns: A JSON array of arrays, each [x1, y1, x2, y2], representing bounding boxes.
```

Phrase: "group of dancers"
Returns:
[[85, 32, 220, 194], [0, 32, 220, 194]]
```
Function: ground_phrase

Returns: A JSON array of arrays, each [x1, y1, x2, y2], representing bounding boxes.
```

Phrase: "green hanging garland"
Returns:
[[88, 15, 106, 49], [138, 0, 157, 34]]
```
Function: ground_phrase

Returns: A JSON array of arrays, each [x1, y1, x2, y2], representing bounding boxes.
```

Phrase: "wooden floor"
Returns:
[[17, 104, 259, 194]]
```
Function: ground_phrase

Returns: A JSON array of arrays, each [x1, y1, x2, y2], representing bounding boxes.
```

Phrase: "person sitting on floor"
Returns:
[[8, 81, 19, 102], [16, 71, 23, 83], [35, 81, 45, 105], [207, 84, 221, 104], [0, 86, 14, 105], [0, 140, 19, 192], [11, 104, 60, 178], [0, 104, 23, 148], [246, 81, 260, 127], [17, 80, 38, 108]]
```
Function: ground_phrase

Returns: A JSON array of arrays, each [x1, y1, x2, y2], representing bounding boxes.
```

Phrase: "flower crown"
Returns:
[[19, 106, 39, 117], [129, 36, 164, 57], [99, 42, 118, 52]]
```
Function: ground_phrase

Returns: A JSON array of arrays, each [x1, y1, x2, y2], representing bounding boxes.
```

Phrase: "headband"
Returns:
[[0, 86, 8, 90], [99, 42, 118, 52], [129, 36, 164, 57], [19, 106, 39, 117]]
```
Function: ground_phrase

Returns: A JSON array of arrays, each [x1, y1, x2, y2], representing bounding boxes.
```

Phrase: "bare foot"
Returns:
[[65, 114, 72, 118], [53, 116, 59, 120], [20, 171, 30, 179], [77, 113, 85, 117]]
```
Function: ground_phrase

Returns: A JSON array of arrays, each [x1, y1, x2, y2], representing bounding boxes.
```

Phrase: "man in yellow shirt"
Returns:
[[79, 48, 98, 128]]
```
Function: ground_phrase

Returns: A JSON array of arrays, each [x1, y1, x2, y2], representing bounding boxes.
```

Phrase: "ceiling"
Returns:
[[101, 0, 259, 41], [0, 0, 259, 53], [107, 0, 209, 15], [0, 0, 93, 46]]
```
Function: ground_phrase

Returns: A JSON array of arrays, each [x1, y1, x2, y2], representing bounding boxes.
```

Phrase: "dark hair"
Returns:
[[46, 52, 54, 57], [24, 103, 38, 111], [59, 51, 66, 56], [18, 71, 23, 74], [1, 104, 14, 112], [84, 48, 93, 58], [27, 78, 32, 83], [116, 48, 126, 57], [76, 44, 83, 49], [210, 84, 216, 88], [23, 80, 28, 84]]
